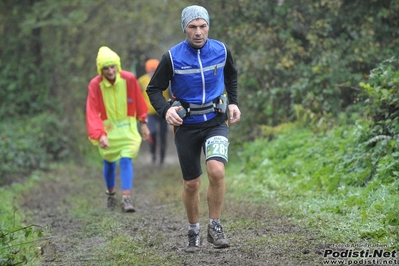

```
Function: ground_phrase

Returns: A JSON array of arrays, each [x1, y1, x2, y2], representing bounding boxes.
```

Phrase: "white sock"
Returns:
[[189, 222, 200, 234], [210, 218, 220, 225]]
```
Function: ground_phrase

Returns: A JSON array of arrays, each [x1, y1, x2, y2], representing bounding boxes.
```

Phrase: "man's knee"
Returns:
[[183, 177, 201, 193], [207, 160, 225, 181]]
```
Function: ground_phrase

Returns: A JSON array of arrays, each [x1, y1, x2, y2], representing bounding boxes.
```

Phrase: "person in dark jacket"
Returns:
[[138, 59, 170, 165], [146, 5, 241, 252]]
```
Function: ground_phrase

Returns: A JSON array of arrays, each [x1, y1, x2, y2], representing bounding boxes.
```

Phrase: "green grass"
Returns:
[[226, 122, 399, 249], [0, 175, 44, 265], [3, 120, 399, 264]]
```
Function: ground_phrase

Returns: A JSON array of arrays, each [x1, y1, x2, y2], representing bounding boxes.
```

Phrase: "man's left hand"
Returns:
[[228, 104, 241, 124]]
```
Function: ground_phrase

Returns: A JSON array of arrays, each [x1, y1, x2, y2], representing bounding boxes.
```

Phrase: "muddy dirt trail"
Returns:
[[21, 132, 327, 265]]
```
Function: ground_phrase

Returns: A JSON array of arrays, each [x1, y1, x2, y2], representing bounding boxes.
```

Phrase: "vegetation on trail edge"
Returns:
[[233, 123, 399, 249], [2, 116, 399, 265], [2, 162, 324, 265], [1, 1, 399, 264], [2, 58, 399, 264]]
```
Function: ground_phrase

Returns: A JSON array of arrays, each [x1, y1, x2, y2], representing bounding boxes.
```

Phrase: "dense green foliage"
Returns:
[[215, 0, 399, 139], [1, 0, 399, 175], [0, 184, 43, 265], [1, 0, 399, 261], [231, 122, 399, 247], [356, 57, 399, 186], [360, 56, 399, 138], [0, 1, 52, 118], [0, 0, 187, 178], [0, 113, 70, 185], [228, 58, 399, 247]]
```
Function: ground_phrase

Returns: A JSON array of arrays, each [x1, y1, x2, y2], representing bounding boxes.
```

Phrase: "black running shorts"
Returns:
[[173, 122, 229, 181]]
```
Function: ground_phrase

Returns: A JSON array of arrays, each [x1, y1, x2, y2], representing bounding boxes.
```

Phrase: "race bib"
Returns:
[[205, 136, 229, 161]]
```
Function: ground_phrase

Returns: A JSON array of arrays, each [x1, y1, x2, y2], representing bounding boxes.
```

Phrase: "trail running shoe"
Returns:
[[106, 190, 117, 209], [184, 229, 200, 253], [207, 221, 230, 248], [121, 196, 135, 213]]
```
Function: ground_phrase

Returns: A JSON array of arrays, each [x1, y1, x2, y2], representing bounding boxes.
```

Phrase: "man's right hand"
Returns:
[[166, 106, 183, 126], [99, 135, 110, 149]]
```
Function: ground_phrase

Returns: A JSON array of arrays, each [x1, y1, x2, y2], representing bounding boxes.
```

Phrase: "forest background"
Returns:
[[1, 0, 399, 264]]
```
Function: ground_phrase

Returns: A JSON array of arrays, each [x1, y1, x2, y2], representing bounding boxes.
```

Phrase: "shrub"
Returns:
[[0, 113, 70, 185], [358, 56, 399, 184], [360, 56, 399, 137]]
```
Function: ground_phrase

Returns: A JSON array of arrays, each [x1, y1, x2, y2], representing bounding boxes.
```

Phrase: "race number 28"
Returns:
[[205, 136, 229, 161]]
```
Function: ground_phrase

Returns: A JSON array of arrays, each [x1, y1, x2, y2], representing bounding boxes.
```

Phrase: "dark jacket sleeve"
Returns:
[[224, 44, 238, 106], [146, 52, 173, 119]]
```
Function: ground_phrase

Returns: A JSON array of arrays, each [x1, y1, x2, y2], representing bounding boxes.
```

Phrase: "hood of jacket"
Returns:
[[96, 46, 122, 75]]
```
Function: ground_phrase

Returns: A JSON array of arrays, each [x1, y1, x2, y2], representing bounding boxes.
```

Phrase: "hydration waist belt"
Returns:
[[169, 94, 227, 118]]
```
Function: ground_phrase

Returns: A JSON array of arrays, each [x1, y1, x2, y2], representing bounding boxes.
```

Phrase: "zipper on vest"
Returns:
[[197, 49, 206, 105], [197, 49, 208, 121]]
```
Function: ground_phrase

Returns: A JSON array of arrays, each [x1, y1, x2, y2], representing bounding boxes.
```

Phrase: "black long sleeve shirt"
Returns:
[[146, 42, 238, 127]]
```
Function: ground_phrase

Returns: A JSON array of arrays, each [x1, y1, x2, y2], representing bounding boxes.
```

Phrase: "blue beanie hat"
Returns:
[[181, 5, 210, 32]]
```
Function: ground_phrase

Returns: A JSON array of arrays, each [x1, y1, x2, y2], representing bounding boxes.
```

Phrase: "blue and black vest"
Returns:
[[169, 39, 227, 124]]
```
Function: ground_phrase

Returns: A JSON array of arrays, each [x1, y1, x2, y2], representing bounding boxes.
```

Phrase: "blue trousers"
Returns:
[[103, 158, 133, 191]]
